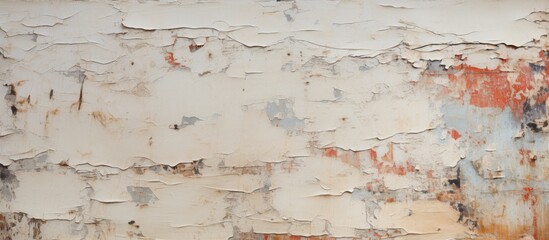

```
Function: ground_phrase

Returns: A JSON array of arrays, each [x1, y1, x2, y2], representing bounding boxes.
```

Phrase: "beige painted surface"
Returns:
[[1, 0, 548, 239]]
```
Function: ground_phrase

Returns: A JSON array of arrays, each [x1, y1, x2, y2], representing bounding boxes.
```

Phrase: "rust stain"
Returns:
[[478, 188, 549, 240], [91, 111, 116, 127]]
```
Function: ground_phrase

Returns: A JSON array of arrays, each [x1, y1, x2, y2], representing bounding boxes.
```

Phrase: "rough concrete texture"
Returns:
[[1, 0, 548, 239]]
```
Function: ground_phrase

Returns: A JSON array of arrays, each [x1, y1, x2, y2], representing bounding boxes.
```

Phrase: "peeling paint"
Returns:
[[1, 0, 549, 239]]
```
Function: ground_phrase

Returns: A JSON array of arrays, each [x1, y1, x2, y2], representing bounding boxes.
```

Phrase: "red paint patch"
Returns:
[[449, 129, 461, 140], [164, 52, 183, 67], [324, 148, 337, 157], [445, 61, 547, 118], [450, 65, 511, 110]]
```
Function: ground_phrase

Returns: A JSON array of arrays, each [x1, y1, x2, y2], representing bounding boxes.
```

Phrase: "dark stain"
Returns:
[[4, 83, 16, 96], [131, 61, 135, 66], [77, 80, 84, 111], [128, 220, 135, 225], [0, 165, 16, 182], [10, 105, 17, 115], [198, 71, 211, 77], [526, 122, 544, 133], [49, 89, 53, 100], [188, 43, 203, 52], [530, 154, 538, 164], [448, 167, 461, 188], [29, 218, 44, 239], [529, 63, 545, 74], [522, 88, 549, 132], [192, 159, 204, 175], [0, 164, 19, 202], [65, 68, 86, 110], [456, 202, 466, 222]]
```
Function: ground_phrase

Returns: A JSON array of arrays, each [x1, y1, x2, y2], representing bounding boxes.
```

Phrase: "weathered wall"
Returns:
[[1, 0, 548, 239]]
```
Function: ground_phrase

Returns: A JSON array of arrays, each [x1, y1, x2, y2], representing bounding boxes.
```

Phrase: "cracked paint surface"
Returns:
[[0, 0, 548, 239]]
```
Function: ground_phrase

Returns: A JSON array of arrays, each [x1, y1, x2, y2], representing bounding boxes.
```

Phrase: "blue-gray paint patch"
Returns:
[[127, 186, 158, 204], [265, 99, 304, 131]]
